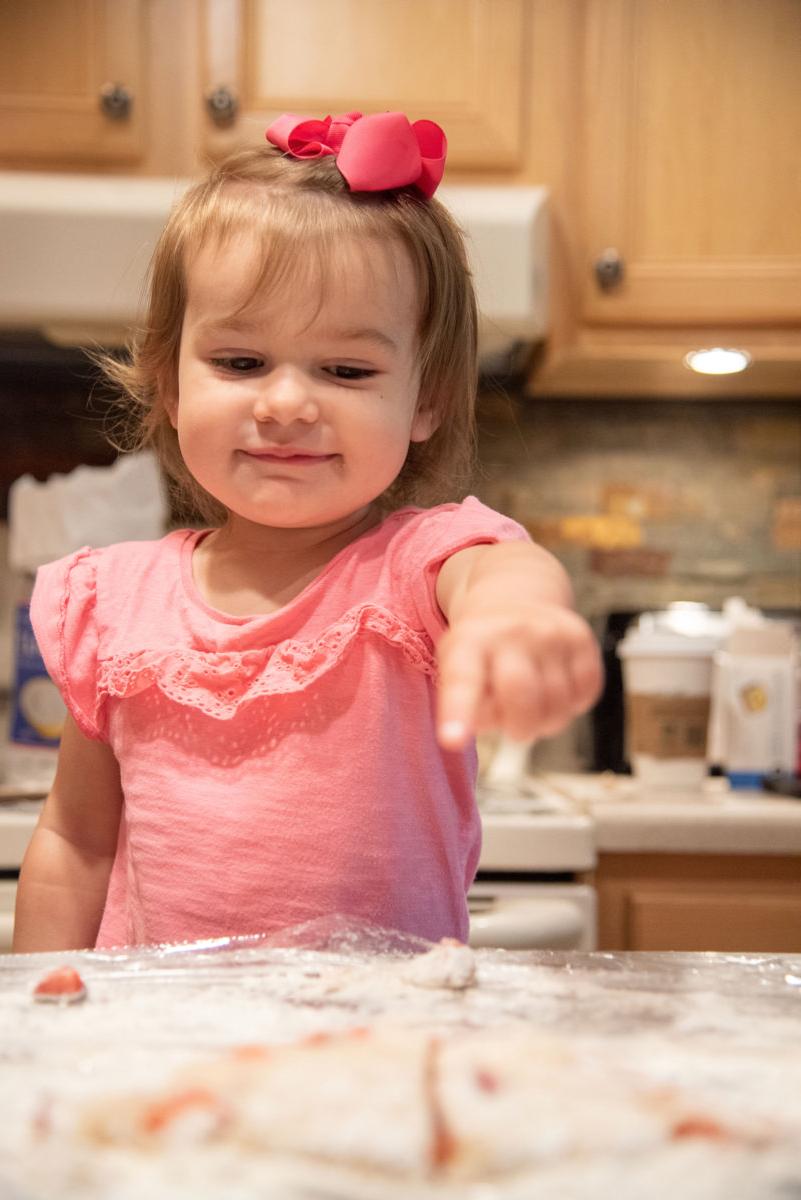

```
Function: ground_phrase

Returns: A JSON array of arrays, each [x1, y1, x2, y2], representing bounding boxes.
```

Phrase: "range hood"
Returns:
[[0, 172, 549, 371]]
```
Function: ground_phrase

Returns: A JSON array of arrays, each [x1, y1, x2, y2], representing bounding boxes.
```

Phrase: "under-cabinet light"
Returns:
[[683, 347, 752, 375]]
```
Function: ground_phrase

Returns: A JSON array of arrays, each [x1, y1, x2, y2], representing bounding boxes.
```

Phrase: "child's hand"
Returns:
[[435, 602, 603, 751], [434, 541, 604, 751]]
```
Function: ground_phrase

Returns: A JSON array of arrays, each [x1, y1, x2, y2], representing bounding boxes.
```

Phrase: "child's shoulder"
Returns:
[[381, 496, 527, 547], [35, 529, 196, 615], [43, 528, 193, 577], [368, 498, 528, 594]]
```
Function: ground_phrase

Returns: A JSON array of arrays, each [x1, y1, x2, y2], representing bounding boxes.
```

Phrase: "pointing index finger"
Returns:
[[436, 634, 487, 750]]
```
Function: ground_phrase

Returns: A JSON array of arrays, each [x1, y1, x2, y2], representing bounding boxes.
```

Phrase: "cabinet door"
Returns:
[[595, 853, 801, 953], [0, 0, 145, 167], [581, 0, 801, 325], [200, 0, 526, 171], [625, 890, 801, 954]]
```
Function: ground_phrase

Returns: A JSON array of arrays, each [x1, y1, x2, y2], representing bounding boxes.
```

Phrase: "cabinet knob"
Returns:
[[99, 83, 133, 121], [594, 248, 625, 291], [205, 85, 239, 125]]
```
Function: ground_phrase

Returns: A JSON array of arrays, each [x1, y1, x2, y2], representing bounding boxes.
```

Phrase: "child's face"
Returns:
[[168, 231, 435, 531]]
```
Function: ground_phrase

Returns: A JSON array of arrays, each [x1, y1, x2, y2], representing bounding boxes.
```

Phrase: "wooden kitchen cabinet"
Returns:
[[0, 0, 147, 167], [593, 852, 801, 953], [0, 0, 199, 175], [1, 0, 799, 394], [199, 0, 528, 172], [529, 0, 801, 397], [0, 0, 528, 176], [581, 0, 801, 328]]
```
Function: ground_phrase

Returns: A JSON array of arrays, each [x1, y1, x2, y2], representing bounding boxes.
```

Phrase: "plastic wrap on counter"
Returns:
[[2, 916, 801, 1200]]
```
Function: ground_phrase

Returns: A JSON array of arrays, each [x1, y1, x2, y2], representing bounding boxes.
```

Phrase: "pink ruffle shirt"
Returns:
[[31, 498, 528, 949]]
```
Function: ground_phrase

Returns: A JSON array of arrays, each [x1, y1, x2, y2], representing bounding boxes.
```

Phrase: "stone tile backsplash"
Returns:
[[474, 397, 801, 619]]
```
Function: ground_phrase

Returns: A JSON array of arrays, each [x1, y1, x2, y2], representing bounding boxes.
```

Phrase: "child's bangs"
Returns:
[[184, 182, 387, 324]]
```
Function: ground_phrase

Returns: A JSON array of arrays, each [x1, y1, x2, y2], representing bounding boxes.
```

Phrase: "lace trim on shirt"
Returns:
[[96, 604, 436, 719]]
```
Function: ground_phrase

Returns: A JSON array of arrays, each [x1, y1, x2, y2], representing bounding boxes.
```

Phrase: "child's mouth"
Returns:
[[240, 449, 336, 466]]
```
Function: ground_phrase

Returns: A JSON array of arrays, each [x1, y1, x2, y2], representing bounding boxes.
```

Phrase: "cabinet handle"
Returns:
[[594, 248, 625, 291], [99, 82, 133, 120], [205, 85, 239, 125]]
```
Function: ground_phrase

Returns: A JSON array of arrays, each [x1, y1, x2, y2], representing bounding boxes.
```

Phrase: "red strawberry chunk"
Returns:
[[33, 966, 87, 1004]]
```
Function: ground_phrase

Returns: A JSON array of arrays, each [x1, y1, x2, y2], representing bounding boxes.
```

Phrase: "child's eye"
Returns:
[[326, 365, 376, 381], [210, 357, 263, 373]]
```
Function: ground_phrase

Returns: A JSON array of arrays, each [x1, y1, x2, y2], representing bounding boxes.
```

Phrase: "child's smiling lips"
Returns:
[[239, 446, 337, 465]]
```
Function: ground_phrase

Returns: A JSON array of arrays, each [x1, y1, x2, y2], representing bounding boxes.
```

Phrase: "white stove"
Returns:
[[477, 778, 595, 873], [0, 788, 44, 951], [470, 770, 598, 952]]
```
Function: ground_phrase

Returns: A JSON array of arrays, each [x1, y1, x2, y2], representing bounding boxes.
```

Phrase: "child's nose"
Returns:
[[253, 366, 318, 424]]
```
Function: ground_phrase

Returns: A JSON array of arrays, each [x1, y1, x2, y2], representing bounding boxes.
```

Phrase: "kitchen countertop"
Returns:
[[4, 776, 801, 863], [544, 772, 801, 856]]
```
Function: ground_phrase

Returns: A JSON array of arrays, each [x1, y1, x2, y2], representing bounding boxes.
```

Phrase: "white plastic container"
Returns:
[[617, 605, 725, 789], [708, 623, 799, 788]]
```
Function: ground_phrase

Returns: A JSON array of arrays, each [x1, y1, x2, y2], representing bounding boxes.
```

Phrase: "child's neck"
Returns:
[[191, 506, 380, 617]]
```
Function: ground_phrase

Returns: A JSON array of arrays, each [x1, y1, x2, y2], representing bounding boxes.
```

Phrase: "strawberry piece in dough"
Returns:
[[33, 966, 87, 1004]]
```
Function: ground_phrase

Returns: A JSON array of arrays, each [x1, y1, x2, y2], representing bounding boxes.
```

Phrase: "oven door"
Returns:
[[468, 879, 597, 951]]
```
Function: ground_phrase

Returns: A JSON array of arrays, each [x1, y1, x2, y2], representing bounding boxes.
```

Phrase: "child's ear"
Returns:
[[410, 405, 440, 443]]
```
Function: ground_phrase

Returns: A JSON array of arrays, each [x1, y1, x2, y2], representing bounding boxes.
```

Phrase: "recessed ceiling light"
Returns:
[[683, 347, 752, 375]]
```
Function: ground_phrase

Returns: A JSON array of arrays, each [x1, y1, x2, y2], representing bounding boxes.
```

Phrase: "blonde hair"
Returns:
[[103, 147, 478, 524]]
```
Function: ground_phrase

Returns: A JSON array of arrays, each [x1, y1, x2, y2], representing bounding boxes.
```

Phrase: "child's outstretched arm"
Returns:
[[435, 541, 603, 750], [13, 714, 123, 952]]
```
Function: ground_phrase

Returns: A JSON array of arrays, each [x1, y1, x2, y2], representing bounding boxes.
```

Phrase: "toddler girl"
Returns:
[[14, 111, 601, 953]]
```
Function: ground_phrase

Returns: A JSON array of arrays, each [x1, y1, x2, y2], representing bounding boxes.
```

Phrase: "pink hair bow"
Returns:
[[265, 110, 447, 199]]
